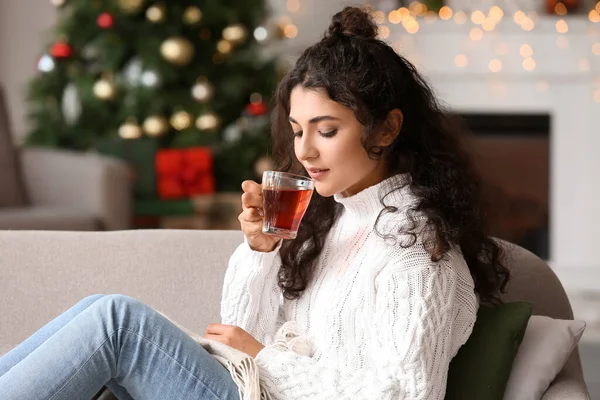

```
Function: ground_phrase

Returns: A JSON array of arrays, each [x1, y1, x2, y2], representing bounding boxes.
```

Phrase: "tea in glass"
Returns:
[[261, 171, 314, 239]]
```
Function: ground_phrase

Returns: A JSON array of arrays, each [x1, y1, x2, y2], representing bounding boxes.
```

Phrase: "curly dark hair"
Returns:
[[270, 6, 510, 303]]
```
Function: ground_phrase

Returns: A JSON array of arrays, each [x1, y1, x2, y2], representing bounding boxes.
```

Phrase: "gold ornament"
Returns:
[[223, 24, 247, 44], [118, 0, 144, 13], [160, 37, 195, 66], [191, 78, 214, 103], [93, 76, 116, 100], [146, 4, 166, 23], [118, 118, 143, 139], [50, 0, 66, 6], [195, 112, 220, 131], [217, 39, 232, 54], [143, 115, 169, 137], [170, 110, 193, 131], [183, 6, 202, 24]]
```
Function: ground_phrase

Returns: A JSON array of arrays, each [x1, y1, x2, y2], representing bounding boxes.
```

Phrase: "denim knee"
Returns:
[[75, 294, 107, 309], [97, 294, 145, 316]]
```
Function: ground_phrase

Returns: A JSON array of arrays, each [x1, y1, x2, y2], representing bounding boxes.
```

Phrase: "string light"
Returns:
[[389, 10, 402, 24], [403, 18, 420, 34], [520, 44, 533, 57], [454, 54, 468, 67], [454, 11, 467, 24], [439, 6, 453, 20], [286, 0, 300, 13], [378, 25, 390, 39], [556, 19, 569, 34], [489, 59, 502, 72], [471, 10, 486, 24], [470, 27, 483, 40], [283, 24, 298, 38], [369, 4, 600, 87], [482, 18, 496, 31], [489, 6, 504, 20], [523, 57, 536, 71], [398, 8, 410, 20], [521, 18, 535, 31], [514, 11, 526, 24]]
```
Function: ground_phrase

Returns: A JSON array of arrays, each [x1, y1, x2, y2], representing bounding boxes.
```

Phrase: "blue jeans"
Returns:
[[0, 294, 240, 400]]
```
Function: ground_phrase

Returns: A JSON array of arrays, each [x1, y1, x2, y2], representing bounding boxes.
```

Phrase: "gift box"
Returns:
[[94, 137, 158, 199], [155, 147, 215, 199]]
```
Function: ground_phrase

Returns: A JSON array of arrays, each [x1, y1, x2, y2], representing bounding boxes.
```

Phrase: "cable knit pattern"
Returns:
[[221, 174, 479, 399]]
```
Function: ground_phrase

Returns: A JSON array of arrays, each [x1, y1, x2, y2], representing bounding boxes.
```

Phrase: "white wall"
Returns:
[[0, 0, 57, 142]]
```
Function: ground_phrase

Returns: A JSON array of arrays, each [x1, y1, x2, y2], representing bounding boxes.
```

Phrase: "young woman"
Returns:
[[0, 6, 509, 400]]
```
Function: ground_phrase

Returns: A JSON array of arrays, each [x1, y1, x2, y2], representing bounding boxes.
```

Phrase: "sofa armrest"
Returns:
[[542, 365, 591, 400], [19, 148, 132, 230]]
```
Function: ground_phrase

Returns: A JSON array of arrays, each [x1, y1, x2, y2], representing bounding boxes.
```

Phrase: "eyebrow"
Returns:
[[288, 115, 340, 125]]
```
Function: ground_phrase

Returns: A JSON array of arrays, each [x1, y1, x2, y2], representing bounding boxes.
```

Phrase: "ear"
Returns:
[[377, 109, 403, 147]]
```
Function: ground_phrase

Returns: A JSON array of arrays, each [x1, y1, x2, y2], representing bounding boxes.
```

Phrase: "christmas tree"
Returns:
[[26, 0, 281, 193]]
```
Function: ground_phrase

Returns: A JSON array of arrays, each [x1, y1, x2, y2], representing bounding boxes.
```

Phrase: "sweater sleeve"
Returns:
[[254, 249, 477, 400], [220, 238, 284, 345]]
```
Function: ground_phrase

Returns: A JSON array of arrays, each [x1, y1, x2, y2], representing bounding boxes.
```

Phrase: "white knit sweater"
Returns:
[[220, 174, 478, 400]]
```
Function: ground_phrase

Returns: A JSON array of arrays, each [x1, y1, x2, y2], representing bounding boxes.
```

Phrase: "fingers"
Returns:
[[241, 192, 263, 210], [205, 323, 229, 334], [203, 334, 231, 345], [241, 180, 262, 194], [238, 208, 262, 224]]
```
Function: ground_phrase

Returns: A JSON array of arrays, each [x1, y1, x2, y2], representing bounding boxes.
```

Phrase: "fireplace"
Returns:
[[458, 113, 551, 260]]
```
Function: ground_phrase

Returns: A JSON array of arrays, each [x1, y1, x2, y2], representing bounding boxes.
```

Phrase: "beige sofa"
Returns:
[[0, 86, 131, 231], [0, 148, 132, 231], [0, 229, 590, 399]]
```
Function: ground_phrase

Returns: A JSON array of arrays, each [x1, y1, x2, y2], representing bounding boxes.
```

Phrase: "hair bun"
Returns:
[[326, 6, 378, 40]]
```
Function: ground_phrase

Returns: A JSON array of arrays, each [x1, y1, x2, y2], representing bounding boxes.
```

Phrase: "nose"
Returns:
[[295, 133, 319, 162]]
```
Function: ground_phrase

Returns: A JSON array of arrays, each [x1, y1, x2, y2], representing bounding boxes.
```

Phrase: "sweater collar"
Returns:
[[333, 173, 412, 216]]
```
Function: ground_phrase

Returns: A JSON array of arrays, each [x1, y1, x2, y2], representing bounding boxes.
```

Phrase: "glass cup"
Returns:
[[261, 171, 314, 240]]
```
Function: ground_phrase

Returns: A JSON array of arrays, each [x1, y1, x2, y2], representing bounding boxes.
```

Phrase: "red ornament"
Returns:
[[155, 147, 215, 199], [245, 100, 268, 117], [97, 12, 114, 29], [50, 42, 72, 59]]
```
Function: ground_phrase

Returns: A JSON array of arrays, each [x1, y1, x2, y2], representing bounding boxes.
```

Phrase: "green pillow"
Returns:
[[445, 302, 533, 400]]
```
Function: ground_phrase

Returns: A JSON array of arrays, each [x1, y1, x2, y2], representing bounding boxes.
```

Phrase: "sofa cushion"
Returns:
[[503, 315, 586, 400], [445, 302, 533, 400], [0, 87, 27, 208], [0, 207, 99, 231]]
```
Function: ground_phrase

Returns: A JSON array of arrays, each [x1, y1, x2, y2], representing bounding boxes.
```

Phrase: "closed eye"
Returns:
[[320, 129, 338, 138], [293, 129, 338, 138]]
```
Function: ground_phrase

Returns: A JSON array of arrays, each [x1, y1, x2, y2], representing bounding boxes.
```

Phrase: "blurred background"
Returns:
[[0, 0, 598, 393]]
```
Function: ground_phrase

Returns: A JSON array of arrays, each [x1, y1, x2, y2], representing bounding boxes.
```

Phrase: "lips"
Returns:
[[306, 168, 330, 179]]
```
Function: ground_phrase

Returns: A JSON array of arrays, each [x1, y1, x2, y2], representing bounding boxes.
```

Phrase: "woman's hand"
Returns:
[[203, 323, 265, 358], [238, 180, 280, 253]]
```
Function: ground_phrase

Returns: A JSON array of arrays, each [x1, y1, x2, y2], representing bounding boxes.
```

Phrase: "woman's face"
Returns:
[[289, 85, 386, 198]]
